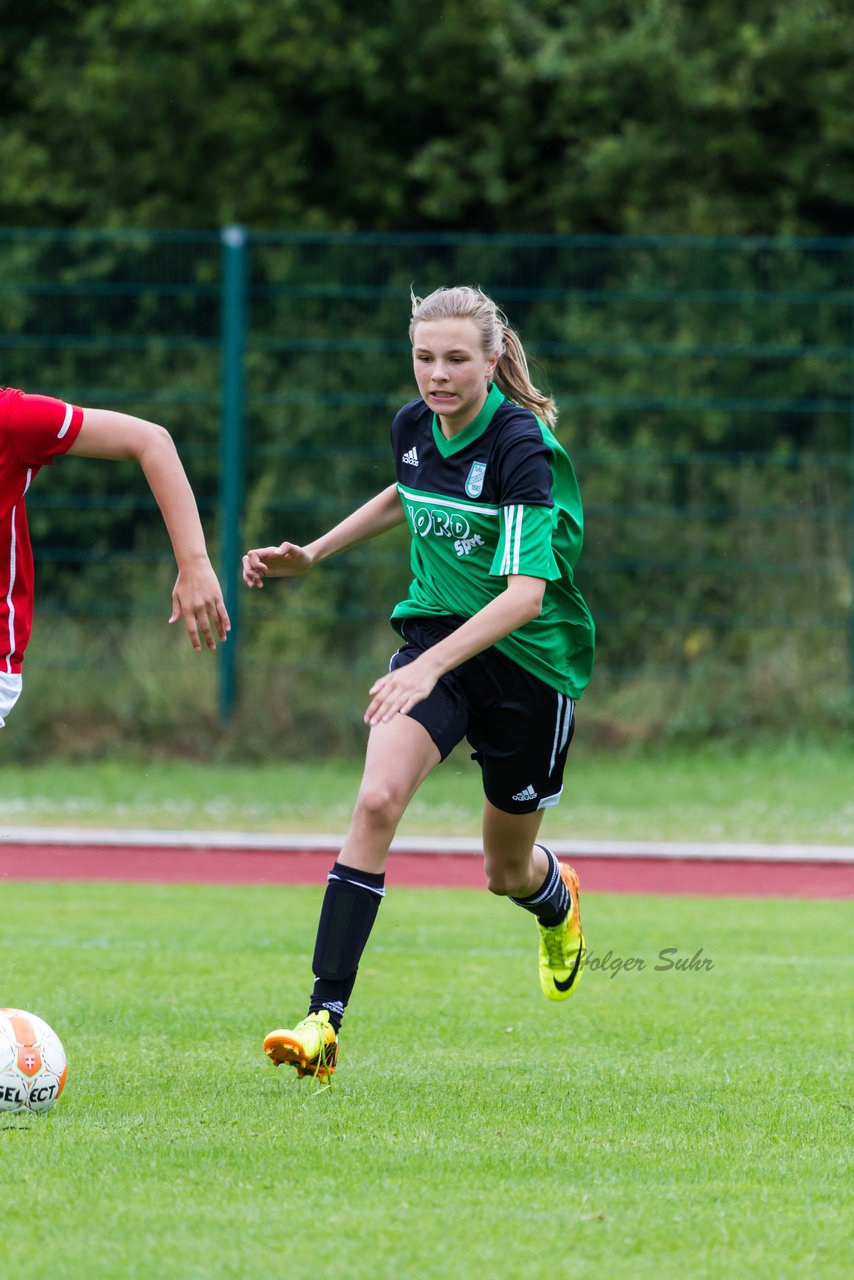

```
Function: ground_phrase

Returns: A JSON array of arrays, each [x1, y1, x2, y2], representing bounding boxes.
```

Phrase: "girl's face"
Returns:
[[412, 317, 497, 435]]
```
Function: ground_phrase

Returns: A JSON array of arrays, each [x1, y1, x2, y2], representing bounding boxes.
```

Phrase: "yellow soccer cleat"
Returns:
[[263, 1009, 339, 1081], [537, 863, 586, 1001]]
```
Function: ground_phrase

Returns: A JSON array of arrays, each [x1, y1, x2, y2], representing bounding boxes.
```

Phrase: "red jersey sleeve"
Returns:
[[0, 390, 84, 467]]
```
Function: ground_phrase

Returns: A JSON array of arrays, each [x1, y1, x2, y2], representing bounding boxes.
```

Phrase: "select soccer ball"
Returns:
[[0, 1008, 67, 1115]]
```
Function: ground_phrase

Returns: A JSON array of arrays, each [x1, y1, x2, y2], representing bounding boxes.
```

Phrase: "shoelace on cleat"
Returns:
[[296, 1014, 335, 1086], [314, 1030, 332, 1084], [541, 919, 573, 970]]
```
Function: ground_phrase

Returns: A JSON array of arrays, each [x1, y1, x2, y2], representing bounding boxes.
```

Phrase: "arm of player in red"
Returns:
[[68, 408, 230, 651]]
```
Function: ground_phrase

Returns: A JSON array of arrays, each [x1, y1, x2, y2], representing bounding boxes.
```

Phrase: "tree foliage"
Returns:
[[1, 2, 852, 753], [1, 0, 852, 235], [3, 226, 849, 755]]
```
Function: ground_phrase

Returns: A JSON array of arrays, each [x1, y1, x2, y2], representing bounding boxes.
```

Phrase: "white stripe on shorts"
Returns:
[[548, 693, 575, 776]]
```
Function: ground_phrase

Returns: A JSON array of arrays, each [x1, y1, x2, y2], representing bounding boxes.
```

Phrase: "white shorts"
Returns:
[[0, 673, 23, 727]]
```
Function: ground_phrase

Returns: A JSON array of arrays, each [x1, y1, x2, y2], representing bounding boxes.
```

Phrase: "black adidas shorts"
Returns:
[[390, 615, 575, 815]]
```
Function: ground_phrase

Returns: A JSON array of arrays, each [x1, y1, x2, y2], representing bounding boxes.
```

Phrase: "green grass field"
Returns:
[[1, 738, 853, 843], [3, 880, 851, 1279]]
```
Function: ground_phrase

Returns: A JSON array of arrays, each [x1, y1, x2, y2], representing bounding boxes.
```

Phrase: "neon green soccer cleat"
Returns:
[[263, 1010, 339, 1081], [537, 862, 586, 1001]]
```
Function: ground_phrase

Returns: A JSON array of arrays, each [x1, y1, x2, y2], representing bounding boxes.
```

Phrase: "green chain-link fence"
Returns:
[[1, 227, 851, 755]]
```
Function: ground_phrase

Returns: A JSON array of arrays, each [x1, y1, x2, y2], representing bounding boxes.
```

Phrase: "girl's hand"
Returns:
[[364, 655, 441, 726], [242, 542, 313, 587], [170, 561, 231, 650]]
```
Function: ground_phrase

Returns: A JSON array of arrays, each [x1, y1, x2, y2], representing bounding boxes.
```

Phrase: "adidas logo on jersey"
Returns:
[[512, 784, 538, 802], [402, 446, 419, 466]]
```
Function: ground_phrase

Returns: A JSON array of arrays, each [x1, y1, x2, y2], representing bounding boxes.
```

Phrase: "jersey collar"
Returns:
[[431, 382, 505, 457]]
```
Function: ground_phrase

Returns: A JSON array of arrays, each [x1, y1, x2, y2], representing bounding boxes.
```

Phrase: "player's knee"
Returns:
[[353, 780, 406, 830], [483, 857, 519, 896]]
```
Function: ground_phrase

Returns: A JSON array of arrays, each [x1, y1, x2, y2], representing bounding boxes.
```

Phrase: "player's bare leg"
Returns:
[[339, 714, 441, 873], [481, 799, 548, 896], [481, 798, 585, 1001], [264, 715, 441, 1079]]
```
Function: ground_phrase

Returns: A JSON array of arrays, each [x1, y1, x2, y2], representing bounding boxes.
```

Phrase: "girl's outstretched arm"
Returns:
[[242, 484, 404, 587], [69, 407, 230, 651]]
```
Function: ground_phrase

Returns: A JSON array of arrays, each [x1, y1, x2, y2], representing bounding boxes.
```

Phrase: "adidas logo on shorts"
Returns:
[[512, 784, 538, 802], [402, 446, 419, 466]]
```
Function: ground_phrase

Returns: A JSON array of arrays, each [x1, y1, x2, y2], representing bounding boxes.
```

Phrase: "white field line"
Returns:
[[1, 825, 852, 863]]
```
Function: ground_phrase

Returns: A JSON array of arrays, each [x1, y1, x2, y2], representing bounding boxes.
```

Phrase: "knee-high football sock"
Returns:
[[308, 861, 385, 1031], [509, 844, 570, 927]]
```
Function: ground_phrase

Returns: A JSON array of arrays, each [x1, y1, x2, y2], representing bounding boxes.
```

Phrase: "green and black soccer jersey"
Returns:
[[390, 382, 595, 699]]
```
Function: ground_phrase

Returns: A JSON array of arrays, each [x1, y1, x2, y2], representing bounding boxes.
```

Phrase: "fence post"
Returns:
[[850, 238, 854, 690], [219, 224, 248, 722]]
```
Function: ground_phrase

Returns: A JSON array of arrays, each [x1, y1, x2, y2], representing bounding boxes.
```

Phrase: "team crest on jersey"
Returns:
[[465, 461, 486, 498]]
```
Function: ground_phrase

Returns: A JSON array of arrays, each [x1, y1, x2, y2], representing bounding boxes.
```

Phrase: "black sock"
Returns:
[[307, 861, 385, 1031], [509, 845, 569, 927]]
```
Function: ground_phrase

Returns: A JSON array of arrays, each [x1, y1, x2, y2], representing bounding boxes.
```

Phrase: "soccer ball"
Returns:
[[0, 1008, 67, 1115]]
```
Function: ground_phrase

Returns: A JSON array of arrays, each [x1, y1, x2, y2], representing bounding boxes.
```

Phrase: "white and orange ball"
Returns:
[[0, 1008, 67, 1114]]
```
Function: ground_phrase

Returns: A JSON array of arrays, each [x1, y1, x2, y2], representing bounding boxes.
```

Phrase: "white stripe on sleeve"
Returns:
[[501, 505, 524, 576], [500, 506, 512, 575], [56, 403, 74, 439], [512, 505, 523, 573]]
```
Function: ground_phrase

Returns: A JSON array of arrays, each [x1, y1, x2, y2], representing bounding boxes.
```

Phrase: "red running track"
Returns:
[[0, 841, 851, 897]]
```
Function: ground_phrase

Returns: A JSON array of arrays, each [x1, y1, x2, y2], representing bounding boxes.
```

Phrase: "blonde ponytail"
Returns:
[[409, 286, 557, 428], [494, 324, 557, 429]]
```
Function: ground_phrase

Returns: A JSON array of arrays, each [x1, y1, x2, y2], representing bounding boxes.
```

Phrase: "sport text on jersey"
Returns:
[[404, 500, 488, 560]]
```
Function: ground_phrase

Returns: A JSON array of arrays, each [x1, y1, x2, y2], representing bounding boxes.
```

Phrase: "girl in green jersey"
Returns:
[[243, 286, 594, 1080]]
